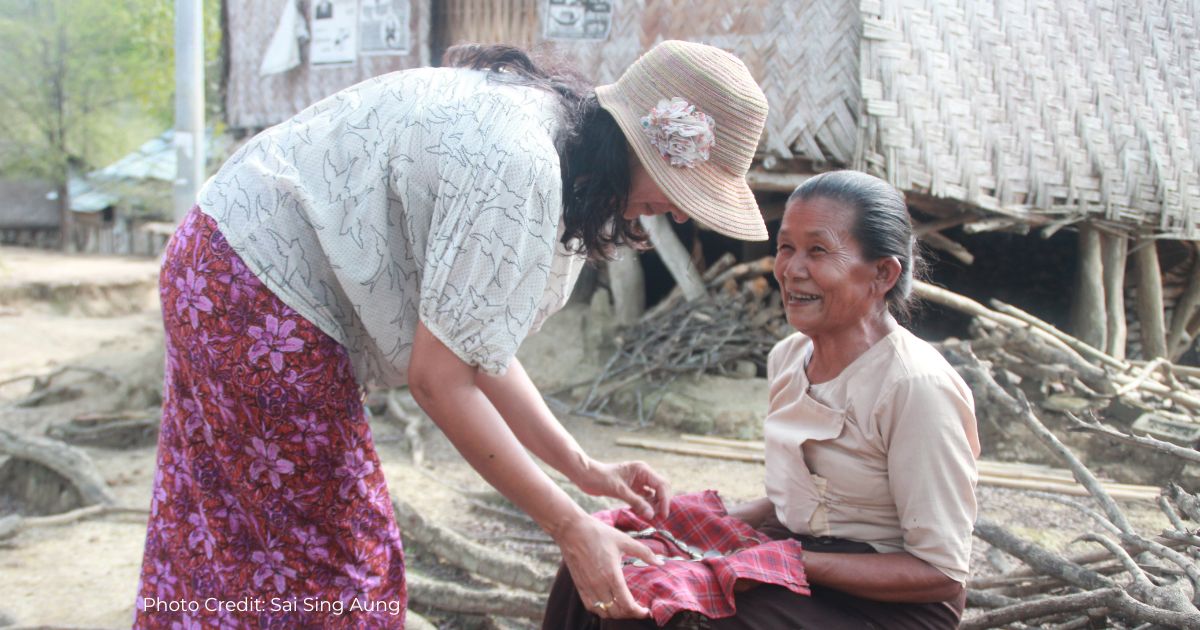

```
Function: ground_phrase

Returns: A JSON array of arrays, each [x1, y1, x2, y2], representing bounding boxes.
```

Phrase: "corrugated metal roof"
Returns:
[[67, 129, 230, 215], [91, 132, 180, 182], [68, 176, 118, 214]]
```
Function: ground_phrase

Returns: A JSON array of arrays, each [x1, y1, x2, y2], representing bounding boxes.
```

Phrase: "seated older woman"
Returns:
[[716, 170, 981, 629], [542, 170, 979, 629]]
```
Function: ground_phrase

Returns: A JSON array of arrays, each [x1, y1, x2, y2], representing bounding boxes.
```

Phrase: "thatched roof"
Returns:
[[550, 0, 1199, 238], [858, 0, 1200, 238]]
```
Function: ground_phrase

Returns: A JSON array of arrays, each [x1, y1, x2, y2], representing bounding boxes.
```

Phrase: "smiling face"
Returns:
[[774, 196, 898, 340], [622, 153, 690, 224]]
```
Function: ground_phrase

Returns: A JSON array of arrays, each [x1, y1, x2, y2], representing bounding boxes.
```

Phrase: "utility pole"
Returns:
[[173, 0, 205, 222]]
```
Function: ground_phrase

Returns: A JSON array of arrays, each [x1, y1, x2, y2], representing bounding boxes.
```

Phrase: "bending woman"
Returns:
[[134, 40, 770, 628]]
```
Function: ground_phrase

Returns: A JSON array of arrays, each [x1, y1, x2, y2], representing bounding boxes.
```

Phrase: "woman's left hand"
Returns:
[[573, 459, 672, 520]]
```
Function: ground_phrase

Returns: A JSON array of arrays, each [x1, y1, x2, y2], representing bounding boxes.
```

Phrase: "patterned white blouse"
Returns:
[[198, 67, 585, 386]]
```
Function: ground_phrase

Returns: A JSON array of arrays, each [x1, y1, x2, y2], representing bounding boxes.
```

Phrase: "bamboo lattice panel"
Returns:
[[542, 0, 862, 165], [225, 0, 431, 129], [859, 0, 1200, 237], [435, 0, 540, 51]]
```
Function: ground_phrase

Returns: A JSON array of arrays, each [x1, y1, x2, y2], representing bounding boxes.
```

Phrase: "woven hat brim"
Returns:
[[597, 85, 769, 242]]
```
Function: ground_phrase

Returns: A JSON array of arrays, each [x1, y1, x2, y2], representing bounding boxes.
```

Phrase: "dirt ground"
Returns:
[[0, 245, 1173, 629]]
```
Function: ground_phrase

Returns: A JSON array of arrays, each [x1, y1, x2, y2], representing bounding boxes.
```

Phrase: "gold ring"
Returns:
[[593, 600, 609, 612]]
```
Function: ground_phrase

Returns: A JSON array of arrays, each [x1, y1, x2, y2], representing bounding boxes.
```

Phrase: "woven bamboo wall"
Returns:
[[859, 0, 1200, 238], [224, 0, 431, 129], [434, 0, 539, 56], [540, 0, 862, 166]]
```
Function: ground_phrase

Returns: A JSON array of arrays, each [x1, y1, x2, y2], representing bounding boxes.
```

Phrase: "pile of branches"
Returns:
[[919, 282, 1200, 429], [917, 283, 1200, 628], [953, 349, 1200, 628], [559, 254, 788, 424]]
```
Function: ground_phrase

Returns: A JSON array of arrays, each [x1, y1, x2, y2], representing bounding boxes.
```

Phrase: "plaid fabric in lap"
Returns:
[[595, 490, 809, 625]]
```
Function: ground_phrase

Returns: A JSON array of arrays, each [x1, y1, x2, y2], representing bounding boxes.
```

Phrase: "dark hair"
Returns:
[[787, 170, 925, 320], [443, 44, 647, 260]]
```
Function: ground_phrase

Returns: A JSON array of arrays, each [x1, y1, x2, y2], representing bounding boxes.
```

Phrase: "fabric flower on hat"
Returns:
[[640, 97, 716, 168]]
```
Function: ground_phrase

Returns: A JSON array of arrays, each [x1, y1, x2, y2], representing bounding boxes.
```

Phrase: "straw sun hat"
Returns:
[[596, 40, 769, 241]]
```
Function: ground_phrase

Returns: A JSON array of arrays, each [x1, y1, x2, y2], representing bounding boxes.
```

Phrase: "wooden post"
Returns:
[[1133, 237, 1168, 359], [1168, 250, 1200, 360], [173, 0, 205, 223], [607, 249, 645, 326], [639, 215, 706, 301], [921, 231, 975, 265], [1100, 232, 1128, 359], [1070, 224, 1106, 351]]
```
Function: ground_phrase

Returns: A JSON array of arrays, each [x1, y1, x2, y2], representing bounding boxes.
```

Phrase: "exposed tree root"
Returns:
[[0, 428, 117, 508], [406, 571, 544, 620], [393, 497, 555, 593]]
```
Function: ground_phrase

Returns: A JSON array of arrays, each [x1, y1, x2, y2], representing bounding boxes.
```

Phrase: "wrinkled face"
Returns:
[[623, 155, 689, 224], [774, 197, 892, 337]]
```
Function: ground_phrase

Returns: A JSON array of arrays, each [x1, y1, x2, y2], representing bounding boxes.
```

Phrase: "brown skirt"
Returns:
[[541, 534, 964, 630]]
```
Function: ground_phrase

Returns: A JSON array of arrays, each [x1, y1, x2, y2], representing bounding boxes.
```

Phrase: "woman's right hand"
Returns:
[[551, 512, 663, 620]]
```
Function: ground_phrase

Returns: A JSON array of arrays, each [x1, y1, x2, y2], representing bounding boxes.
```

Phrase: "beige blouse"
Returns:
[[763, 328, 980, 584]]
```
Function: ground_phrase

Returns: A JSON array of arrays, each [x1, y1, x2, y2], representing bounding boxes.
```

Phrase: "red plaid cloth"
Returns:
[[594, 490, 809, 626]]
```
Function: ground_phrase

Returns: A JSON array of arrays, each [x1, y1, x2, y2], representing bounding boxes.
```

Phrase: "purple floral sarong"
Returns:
[[134, 207, 407, 628]]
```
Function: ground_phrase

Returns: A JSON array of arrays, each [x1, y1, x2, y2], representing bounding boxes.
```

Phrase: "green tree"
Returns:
[[0, 0, 221, 249]]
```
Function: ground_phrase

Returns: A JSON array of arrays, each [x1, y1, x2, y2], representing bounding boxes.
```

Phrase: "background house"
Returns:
[[1, 131, 230, 256], [0, 179, 61, 249]]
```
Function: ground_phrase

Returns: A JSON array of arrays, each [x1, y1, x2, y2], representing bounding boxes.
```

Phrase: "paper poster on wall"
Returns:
[[359, 0, 410, 55], [544, 0, 613, 41], [310, 0, 358, 65]]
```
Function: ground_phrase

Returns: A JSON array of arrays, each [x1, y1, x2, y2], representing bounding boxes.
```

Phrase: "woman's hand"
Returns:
[[572, 458, 672, 520], [551, 512, 662, 620]]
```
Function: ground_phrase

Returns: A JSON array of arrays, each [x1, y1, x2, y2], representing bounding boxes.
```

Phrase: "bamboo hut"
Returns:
[[436, 0, 1200, 362], [223, 0, 432, 129], [220, 0, 1200, 361]]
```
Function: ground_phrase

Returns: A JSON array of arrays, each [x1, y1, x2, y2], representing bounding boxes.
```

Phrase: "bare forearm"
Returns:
[[409, 326, 587, 536], [414, 377, 585, 532], [803, 551, 963, 603], [409, 324, 663, 620], [473, 353, 670, 519], [475, 358, 590, 481]]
